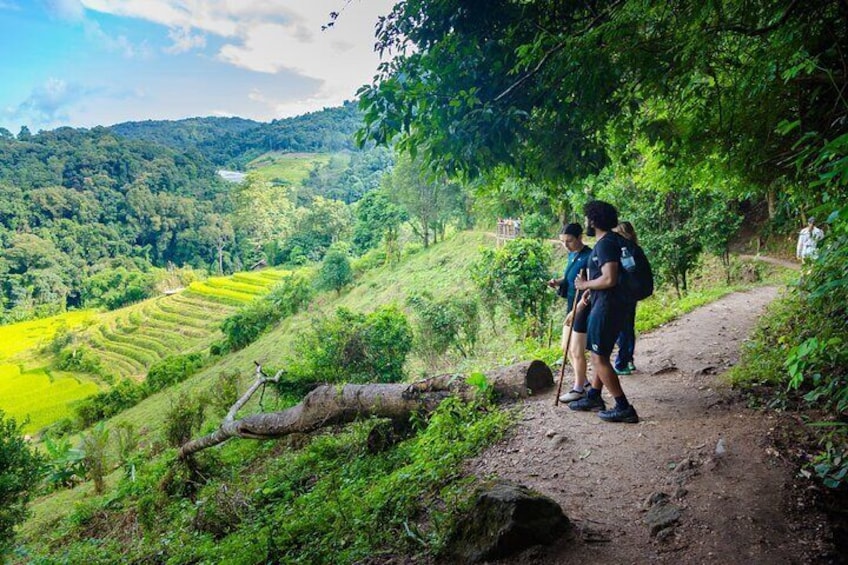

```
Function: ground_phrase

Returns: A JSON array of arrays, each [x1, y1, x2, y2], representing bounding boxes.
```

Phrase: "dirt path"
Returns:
[[467, 286, 835, 564]]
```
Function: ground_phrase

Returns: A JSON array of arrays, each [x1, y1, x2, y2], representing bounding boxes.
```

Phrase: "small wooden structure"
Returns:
[[496, 218, 521, 246]]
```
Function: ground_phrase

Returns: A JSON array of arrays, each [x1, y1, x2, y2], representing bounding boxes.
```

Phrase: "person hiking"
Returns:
[[796, 217, 824, 262], [612, 221, 640, 375], [569, 200, 639, 424], [547, 223, 592, 403]]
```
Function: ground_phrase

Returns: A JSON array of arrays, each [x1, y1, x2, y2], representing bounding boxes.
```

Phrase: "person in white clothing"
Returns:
[[796, 217, 824, 262]]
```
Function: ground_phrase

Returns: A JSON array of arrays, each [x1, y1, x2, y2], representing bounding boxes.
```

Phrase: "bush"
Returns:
[[163, 393, 206, 448], [289, 306, 413, 384], [521, 212, 552, 239], [407, 292, 479, 358], [56, 345, 103, 375], [74, 379, 146, 427], [470, 238, 553, 337], [146, 353, 204, 392], [317, 246, 354, 294], [0, 411, 45, 557], [81, 423, 110, 494], [221, 272, 313, 351]]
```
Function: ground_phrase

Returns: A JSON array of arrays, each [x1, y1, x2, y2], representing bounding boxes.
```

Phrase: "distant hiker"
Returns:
[[547, 223, 592, 403], [796, 217, 824, 262], [612, 221, 639, 375], [569, 200, 639, 423]]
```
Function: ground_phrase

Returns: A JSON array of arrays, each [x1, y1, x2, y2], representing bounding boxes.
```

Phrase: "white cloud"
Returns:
[[84, 20, 152, 58], [165, 26, 206, 53], [9, 78, 93, 127], [78, 0, 397, 117]]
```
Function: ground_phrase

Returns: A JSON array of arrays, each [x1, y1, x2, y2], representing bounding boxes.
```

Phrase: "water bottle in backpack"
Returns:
[[621, 246, 636, 272]]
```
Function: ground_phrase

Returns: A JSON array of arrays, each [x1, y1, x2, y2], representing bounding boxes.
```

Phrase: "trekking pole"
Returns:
[[554, 272, 583, 407]]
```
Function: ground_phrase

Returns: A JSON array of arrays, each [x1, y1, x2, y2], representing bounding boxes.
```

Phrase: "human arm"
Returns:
[[574, 261, 619, 291]]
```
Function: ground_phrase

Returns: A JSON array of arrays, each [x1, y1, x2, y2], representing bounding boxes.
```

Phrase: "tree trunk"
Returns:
[[767, 189, 776, 219], [179, 361, 553, 459]]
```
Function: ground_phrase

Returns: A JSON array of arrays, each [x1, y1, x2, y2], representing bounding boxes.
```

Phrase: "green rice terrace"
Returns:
[[0, 268, 290, 433]]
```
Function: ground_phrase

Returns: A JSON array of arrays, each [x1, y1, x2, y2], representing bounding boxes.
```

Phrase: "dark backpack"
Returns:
[[618, 237, 654, 302]]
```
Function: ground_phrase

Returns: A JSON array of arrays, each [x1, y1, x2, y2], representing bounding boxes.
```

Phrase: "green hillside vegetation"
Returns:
[[0, 267, 290, 434], [9, 229, 792, 563], [245, 152, 338, 187]]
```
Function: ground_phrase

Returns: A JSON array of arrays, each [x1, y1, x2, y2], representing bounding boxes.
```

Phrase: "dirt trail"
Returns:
[[468, 286, 835, 564]]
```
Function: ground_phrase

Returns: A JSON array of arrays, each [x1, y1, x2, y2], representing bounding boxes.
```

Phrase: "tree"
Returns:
[[198, 213, 234, 274], [387, 153, 463, 247], [0, 411, 44, 557], [179, 360, 553, 458], [352, 189, 407, 259], [470, 238, 553, 337], [317, 246, 354, 294]]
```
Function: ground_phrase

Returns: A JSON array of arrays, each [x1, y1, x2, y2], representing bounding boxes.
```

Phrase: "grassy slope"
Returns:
[[245, 152, 342, 185], [0, 269, 291, 433], [18, 234, 796, 558]]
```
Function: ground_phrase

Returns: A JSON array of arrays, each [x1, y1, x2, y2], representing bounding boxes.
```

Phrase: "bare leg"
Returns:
[[569, 332, 588, 389]]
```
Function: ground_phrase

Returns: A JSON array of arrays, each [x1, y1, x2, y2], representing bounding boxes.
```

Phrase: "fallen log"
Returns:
[[179, 360, 552, 459]]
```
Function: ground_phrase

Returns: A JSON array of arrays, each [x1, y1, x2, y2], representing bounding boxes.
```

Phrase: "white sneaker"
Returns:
[[559, 389, 585, 403]]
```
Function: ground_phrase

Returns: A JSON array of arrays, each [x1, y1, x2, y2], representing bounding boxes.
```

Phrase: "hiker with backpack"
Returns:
[[547, 223, 592, 403], [569, 200, 640, 423], [612, 221, 650, 375]]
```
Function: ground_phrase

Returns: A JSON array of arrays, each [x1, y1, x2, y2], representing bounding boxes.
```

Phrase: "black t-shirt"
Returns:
[[588, 233, 624, 309]]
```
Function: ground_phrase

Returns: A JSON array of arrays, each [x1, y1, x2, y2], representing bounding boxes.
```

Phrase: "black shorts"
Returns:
[[586, 301, 623, 357], [565, 301, 589, 334]]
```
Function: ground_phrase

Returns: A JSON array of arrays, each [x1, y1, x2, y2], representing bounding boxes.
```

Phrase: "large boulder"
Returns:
[[442, 480, 569, 562]]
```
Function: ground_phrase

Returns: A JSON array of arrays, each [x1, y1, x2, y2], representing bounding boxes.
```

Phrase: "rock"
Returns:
[[549, 435, 568, 448], [442, 480, 569, 562], [545, 429, 557, 438], [644, 491, 670, 508], [695, 365, 717, 376], [656, 526, 676, 542], [715, 438, 727, 457], [652, 365, 678, 376], [645, 502, 682, 536], [673, 487, 689, 500]]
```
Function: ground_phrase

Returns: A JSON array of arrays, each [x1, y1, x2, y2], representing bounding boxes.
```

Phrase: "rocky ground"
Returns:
[[467, 286, 841, 564]]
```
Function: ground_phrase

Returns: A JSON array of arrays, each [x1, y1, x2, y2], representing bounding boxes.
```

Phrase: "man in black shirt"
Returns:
[[569, 200, 639, 423]]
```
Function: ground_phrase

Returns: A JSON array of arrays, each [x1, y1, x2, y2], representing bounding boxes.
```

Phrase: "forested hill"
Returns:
[[0, 126, 233, 321], [108, 116, 260, 154], [109, 101, 363, 167]]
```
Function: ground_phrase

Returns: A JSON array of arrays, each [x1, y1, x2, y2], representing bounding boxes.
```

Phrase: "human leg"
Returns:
[[614, 302, 636, 372]]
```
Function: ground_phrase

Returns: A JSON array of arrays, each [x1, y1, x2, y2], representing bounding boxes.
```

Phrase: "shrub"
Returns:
[[163, 393, 206, 448], [56, 345, 103, 375], [317, 246, 354, 294], [221, 272, 313, 351], [469, 238, 553, 337], [81, 423, 110, 494], [74, 379, 146, 427], [209, 372, 240, 418], [289, 306, 413, 384], [146, 353, 204, 392], [0, 411, 45, 557], [521, 212, 552, 239], [407, 292, 479, 358]]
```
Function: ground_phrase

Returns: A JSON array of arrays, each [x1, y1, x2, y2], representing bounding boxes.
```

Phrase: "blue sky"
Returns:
[[0, 0, 396, 132]]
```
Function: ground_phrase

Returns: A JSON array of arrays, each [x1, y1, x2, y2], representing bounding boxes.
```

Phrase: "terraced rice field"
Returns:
[[0, 268, 291, 432], [0, 311, 99, 432], [83, 268, 290, 380], [0, 365, 99, 433]]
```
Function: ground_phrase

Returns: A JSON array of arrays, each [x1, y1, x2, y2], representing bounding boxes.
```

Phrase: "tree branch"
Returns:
[[179, 361, 553, 459]]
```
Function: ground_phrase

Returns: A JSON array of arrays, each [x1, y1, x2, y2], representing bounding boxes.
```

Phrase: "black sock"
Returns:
[[587, 387, 601, 399], [614, 395, 630, 410]]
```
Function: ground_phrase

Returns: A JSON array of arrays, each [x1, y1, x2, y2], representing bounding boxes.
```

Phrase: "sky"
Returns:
[[0, 0, 397, 132]]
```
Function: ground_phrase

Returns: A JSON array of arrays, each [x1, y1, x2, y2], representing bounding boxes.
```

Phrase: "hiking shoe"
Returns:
[[614, 366, 633, 375], [559, 389, 585, 403], [569, 395, 606, 411], [627, 362, 637, 372], [598, 405, 639, 423]]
